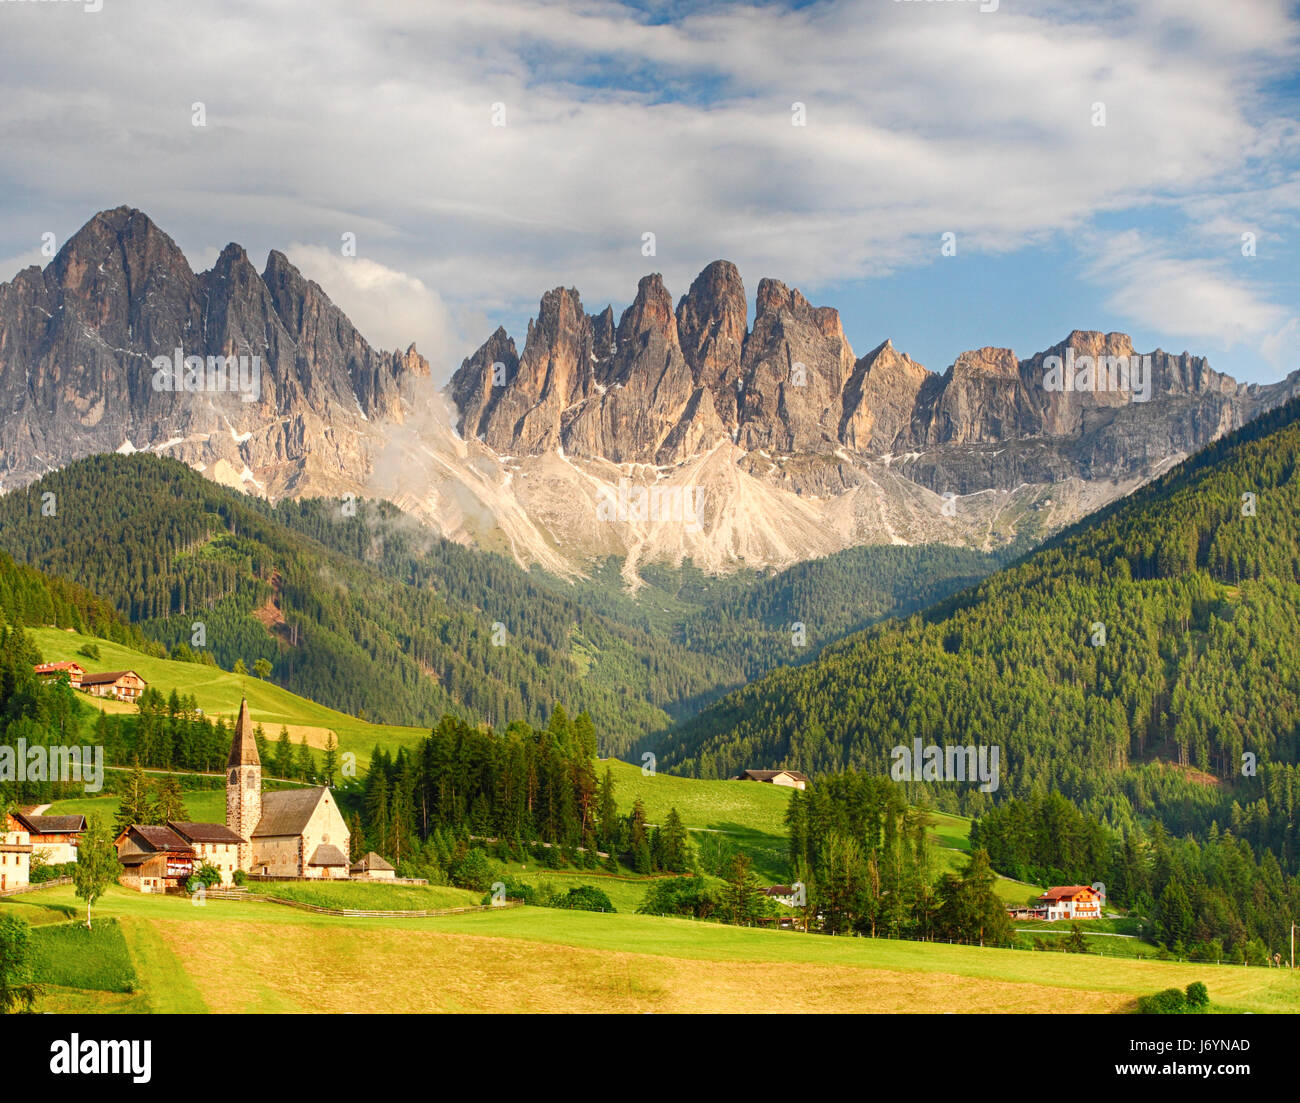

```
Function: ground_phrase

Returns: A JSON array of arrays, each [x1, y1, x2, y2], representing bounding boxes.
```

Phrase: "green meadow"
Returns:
[[28, 626, 428, 764], [6, 883, 1296, 1015]]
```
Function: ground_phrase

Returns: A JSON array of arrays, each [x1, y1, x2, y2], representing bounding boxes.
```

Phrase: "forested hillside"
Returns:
[[547, 544, 1000, 683], [0, 454, 1002, 752], [660, 397, 1300, 868], [0, 455, 724, 748]]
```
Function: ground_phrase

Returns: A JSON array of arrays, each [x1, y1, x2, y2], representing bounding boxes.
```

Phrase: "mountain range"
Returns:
[[3, 208, 1297, 580]]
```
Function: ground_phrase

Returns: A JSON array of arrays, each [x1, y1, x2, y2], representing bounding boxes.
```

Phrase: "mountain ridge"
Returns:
[[3, 207, 1297, 578]]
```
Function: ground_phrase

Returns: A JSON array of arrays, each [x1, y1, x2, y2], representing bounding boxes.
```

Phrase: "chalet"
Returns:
[[116, 824, 196, 893], [1037, 885, 1102, 921], [351, 852, 396, 880], [80, 669, 146, 703], [0, 829, 33, 892], [5, 811, 86, 864], [226, 697, 351, 879], [167, 822, 245, 886], [734, 768, 809, 790], [33, 661, 85, 687], [763, 884, 800, 907]]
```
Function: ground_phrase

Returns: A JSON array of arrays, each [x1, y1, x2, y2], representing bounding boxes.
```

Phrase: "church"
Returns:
[[226, 698, 351, 879]]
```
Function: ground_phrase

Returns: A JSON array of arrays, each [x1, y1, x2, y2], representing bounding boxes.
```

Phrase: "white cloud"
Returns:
[[1082, 230, 1296, 364], [283, 245, 458, 372], [0, 0, 1295, 379]]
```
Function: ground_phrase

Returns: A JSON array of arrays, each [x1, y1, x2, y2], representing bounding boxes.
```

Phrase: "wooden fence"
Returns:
[[0, 876, 72, 898]]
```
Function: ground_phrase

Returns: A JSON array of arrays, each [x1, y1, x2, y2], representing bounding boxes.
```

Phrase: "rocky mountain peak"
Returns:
[[618, 273, 679, 348], [0, 207, 428, 495]]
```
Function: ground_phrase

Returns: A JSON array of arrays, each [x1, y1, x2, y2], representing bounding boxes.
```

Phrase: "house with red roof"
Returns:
[[1036, 885, 1102, 921]]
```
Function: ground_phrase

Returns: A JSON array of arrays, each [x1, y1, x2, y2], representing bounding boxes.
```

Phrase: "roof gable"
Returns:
[[13, 812, 86, 834], [253, 787, 333, 837]]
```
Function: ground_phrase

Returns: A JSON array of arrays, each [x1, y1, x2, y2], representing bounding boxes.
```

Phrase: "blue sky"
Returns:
[[0, 0, 1297, 385]]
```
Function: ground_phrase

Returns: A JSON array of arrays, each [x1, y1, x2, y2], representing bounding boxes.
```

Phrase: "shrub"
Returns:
[[449, 847, 498, 893], [478, 876, 540, 906], [638, 876, 718, 919], [553, 885, 615, 913], [1137, 987, 1188, 1014], [77, 642, 100, 660], [1185, 982, 1209, 1009]]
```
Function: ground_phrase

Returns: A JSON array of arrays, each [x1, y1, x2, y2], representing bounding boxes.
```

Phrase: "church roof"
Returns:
[[227, 697, 260, 769], [308, 843, 349, 867], [252, 787, 331, 837], [351, 851, 394, 872]]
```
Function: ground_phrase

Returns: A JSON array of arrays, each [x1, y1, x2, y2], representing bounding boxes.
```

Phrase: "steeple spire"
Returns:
[[228, 697, 261, 768]]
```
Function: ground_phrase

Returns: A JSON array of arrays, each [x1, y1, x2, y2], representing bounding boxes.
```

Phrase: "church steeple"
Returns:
[[228, 697, 261, 768], [226, 697, 261, 871]]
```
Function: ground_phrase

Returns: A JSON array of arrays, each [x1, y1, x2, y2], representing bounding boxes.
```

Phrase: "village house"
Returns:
[[80, 669, 147, 703], [0, 829, 33, 892], [33, 661, 85, 687], [1036, 885, 1103, 921], [168, 822, 245, 886], [763, 884, 800, 907], [115, 824, 197, 893], [226, 697, 350, 879], [733, 768, 809, 790], [4, 811, 86, 865], [351, 852, 396, 880]]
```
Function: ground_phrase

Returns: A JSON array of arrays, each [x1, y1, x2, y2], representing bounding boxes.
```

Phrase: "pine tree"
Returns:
[[151, 776, 187, 824], [273, 727, 293, 779], [660, 808, 691, 873], [322, 733, 339, 787], [113, 762, 153, 835]]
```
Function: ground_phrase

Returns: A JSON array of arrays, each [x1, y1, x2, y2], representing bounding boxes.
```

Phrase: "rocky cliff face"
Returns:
[[0, 207, 429, 497], [3, 208, 1296, 578], [450, 268, 1298, 500]]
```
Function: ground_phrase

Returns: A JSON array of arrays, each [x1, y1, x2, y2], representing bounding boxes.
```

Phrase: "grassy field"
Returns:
[[7, 884, 1296, 1014], [29, 626, 428, 763], [245, 880, 481, 910], [30, 918, 138, 992], [497, 862, 714, 914]]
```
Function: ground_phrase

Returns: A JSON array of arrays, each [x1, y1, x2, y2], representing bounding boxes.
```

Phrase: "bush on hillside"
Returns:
[[552, 885, 615, 913], [1137, 988, 1187, 1014]]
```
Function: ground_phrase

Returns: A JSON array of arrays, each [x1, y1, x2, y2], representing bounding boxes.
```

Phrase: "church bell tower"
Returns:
[[226, 697, 262, 871]]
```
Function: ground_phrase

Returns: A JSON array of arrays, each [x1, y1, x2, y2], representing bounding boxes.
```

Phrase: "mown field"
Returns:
[[6, 884, 1296, 1015]]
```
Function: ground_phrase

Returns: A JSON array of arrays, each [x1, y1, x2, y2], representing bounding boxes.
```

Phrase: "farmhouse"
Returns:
[[5, 811, 86, 864], [734, 768, 809, 790], [168, 822, 244, 885], [33, 661, 85, 687], [763, 884, 800, 906], [226, 697, 350, 878], [1037, 885, 1103, 921], [351, 852, 396, 879], [80, 669, 146, 703], [115, 824, 196, 893], [0, 829, 33, 892]]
